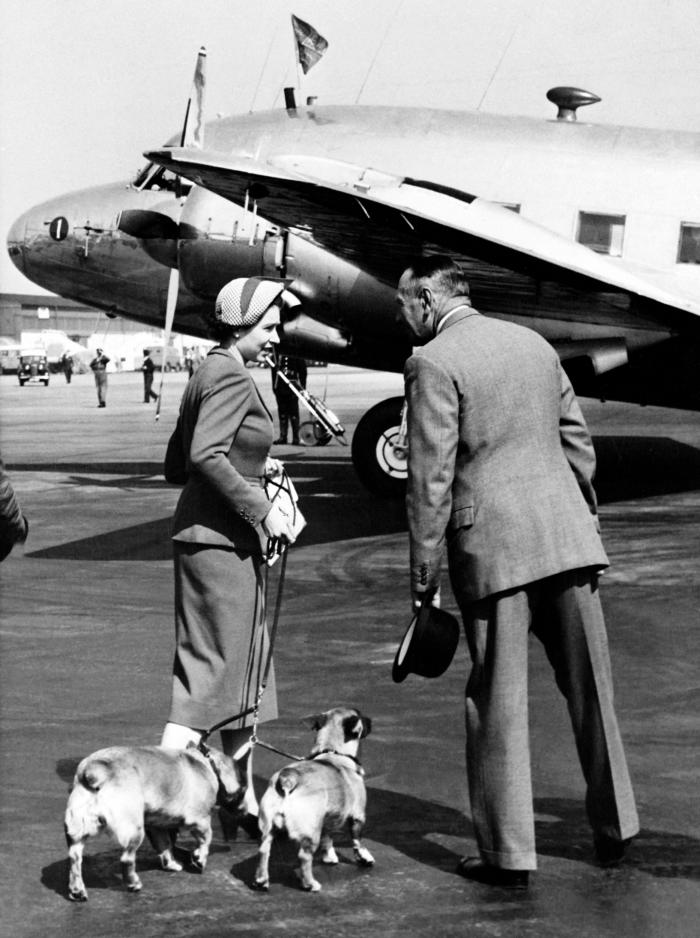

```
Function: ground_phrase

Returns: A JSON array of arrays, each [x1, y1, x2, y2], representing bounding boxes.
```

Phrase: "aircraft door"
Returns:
[[262, 228, 287, 278]]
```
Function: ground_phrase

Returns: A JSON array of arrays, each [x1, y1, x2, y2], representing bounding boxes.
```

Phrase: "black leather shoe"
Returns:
[[273, 438, 287, 445], [594, 835, 631, 867], [456, 857, 529, 889]]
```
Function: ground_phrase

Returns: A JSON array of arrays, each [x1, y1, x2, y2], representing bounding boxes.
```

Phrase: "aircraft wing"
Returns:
[[145, 146, 700, 324]]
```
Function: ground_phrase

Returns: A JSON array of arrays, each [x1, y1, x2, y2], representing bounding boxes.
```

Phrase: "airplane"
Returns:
[[7, 80, 700, 497]]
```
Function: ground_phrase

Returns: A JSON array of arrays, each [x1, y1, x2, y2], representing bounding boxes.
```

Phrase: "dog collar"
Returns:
[[196, 740, 242, 809], [308, 749, 365, 775]]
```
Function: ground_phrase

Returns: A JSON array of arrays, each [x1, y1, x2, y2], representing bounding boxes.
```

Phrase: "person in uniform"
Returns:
[[89, 348, 110, 407], [141, 349, 158, 403], [271, 355, 307, 445]]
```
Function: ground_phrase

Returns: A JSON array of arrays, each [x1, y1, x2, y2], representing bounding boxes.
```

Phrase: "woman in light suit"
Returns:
[[162, 277, 297, 830]]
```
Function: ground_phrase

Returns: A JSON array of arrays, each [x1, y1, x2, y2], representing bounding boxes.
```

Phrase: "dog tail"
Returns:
[[64, 785, 103, 845], [77, 758, 112, 793], [275, 767, 301, 797]]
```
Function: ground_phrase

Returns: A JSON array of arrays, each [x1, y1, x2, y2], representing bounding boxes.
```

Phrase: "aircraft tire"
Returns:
[[351, 396, 407, 499]]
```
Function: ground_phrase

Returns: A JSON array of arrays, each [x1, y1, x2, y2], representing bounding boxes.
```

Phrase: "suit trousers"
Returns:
[[459, 568, 639, 869]]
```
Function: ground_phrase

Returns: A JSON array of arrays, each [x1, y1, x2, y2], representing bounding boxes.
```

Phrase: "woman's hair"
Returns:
[[205, 316, 238, 344]]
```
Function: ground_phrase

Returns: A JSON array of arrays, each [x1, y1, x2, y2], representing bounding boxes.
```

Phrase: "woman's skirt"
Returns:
[[168, 541, 278, 730]]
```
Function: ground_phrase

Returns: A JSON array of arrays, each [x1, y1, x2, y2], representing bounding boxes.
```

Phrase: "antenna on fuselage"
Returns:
[[546, 87, 601, 121]]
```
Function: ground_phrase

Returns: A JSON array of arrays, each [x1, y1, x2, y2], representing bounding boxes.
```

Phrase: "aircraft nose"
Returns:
[[6, 195, 79, 292]]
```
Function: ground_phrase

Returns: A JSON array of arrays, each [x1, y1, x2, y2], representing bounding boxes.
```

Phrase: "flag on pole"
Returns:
[[183, 46, 207, 148], [291, 14, 328, 74]]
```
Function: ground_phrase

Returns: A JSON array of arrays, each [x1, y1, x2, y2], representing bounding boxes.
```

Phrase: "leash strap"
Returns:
[[200, 548, 287, 744]]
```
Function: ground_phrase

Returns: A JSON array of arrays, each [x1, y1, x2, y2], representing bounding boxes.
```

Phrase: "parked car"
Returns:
[[0, 345, 21, 374], [18, 350, 50, 386]]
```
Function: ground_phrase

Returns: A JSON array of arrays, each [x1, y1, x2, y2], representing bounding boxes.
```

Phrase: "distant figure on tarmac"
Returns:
[[0, 458, 28, 561], [396, 255, 639, 890], [60, 352, 73, 384], [89, 348, 110, 408], [271, 354, 307, 445], [141, 349, 158, 403]]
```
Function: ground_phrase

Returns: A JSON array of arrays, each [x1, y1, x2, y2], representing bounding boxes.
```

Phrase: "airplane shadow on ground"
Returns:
[[25, 436, 700, 561], [26, 457, 406, 561]]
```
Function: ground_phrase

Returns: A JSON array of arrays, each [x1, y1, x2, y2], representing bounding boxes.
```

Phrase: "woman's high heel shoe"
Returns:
[[218, 805, 260, 842]]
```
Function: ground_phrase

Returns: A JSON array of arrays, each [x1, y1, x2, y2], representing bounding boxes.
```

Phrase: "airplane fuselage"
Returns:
[[8, 102, 700, 407]]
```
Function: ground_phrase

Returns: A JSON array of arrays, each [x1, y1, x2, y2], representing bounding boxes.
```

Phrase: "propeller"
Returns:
[[155, 46, 207, 421]]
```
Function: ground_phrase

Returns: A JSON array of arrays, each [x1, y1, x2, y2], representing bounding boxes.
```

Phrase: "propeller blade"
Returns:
[[155, 268, 180, 422]]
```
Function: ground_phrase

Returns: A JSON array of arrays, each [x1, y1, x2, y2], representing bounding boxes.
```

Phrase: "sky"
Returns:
[[1, 0, 699, 295]]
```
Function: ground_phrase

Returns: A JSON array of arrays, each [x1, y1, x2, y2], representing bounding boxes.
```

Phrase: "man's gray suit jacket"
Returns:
[[405, 309, 608, 602]]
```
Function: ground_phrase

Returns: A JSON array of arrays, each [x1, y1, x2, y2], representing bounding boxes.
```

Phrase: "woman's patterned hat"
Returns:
[[214, 277, 286, 328]]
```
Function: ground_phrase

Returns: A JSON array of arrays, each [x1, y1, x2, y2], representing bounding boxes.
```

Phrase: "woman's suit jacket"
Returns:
[[164, 347, 273, 554], [405, 309, 608, 603]]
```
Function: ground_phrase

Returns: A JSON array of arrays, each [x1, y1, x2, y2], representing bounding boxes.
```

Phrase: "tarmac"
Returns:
[[1, 365, 699, 938]]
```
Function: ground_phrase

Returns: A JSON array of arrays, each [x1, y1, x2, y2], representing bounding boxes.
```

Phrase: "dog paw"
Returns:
[[320, 847, 339, 865], [295, 869, 321, 892], [68, 889, 88, 902], [126, 877, 143, 893], [250, 878, 269, 892], [160, 856, 183, 873], [354, 847, 375, 867], [189, 855, 206, 874]]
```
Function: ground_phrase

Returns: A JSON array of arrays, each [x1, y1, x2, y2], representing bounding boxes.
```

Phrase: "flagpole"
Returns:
[[290, 15, 303, 102]]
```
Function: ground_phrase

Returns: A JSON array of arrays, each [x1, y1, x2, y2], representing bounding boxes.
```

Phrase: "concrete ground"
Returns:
[[1, 366, 699, 937]]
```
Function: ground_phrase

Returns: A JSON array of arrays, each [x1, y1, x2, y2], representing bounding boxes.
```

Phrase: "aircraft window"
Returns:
[[577, 212, 625, 257], [133, 163, 192, 195], [677, 223, 700, 264]]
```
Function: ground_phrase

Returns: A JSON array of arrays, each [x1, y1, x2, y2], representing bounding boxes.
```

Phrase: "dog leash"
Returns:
[[199, 548, 302, 762]]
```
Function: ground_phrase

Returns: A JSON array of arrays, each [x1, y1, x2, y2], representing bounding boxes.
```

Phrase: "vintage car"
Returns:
[[18, 350, 50, 386]]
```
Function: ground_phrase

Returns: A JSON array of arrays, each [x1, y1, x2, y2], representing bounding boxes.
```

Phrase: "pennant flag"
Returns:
[[291, 14, 328, 74], [183, 46, 207, 149]]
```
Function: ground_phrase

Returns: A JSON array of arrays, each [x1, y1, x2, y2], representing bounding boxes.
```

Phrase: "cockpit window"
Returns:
[[132, 162, 192, 195]]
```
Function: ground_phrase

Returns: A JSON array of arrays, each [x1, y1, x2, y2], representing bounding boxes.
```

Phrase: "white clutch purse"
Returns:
[[257, 468, 306, 565]]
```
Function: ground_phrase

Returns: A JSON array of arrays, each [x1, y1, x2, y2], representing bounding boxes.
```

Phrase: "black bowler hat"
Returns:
[[392, 597, 460, 683]]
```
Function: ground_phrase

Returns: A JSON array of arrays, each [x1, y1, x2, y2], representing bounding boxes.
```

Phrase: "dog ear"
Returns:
[[300, 712, 326, 731]]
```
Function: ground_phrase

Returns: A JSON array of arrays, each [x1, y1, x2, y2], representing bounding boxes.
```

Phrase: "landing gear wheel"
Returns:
[[299, 421, 332, 446], [351, 396, 407, 499]]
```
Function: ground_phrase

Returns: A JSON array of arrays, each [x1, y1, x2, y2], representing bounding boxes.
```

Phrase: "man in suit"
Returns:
[[396, 255, 638, 889]]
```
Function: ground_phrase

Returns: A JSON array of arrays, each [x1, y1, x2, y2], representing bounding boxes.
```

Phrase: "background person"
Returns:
[[89, 348, 110, 407], [141, 348, 158, 403], [396, 255, 639, 889], [271, 354, 307, 445], [60, 351, 73, 384], [162, 276, 297, 832]]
